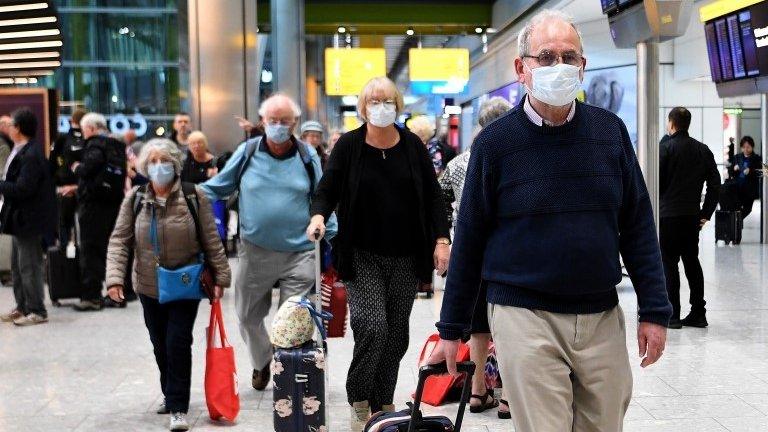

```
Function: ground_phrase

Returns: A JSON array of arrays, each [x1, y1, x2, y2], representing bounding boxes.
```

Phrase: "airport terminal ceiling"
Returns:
[[255, 0, 494, 34]]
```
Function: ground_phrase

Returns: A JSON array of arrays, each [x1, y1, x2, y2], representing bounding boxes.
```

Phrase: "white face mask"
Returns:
[[366, 103, 397, 128], [525, 62, 582, 107]]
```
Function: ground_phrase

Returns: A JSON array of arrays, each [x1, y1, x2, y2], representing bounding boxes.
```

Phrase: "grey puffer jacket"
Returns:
[[106, 180, 231, 298]]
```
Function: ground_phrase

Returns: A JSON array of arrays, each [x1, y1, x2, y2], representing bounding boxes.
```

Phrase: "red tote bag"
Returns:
[[415, 333, 471, 406], [205, 300, 240, 422]]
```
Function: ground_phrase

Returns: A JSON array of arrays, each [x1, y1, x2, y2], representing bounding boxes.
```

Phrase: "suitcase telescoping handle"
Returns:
[[409, 361, 476, 432], [313, 230, 323, 347]]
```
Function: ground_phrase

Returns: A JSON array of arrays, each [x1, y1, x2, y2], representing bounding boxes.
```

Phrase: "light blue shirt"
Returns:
[[201, 139, 337, 252]]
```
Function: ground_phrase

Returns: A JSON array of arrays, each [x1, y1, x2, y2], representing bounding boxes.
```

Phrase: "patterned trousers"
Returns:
[[345, 249, 418, 411]]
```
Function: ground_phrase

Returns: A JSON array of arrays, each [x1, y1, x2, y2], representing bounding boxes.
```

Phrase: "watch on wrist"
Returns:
[[436, 238, 451, 246]]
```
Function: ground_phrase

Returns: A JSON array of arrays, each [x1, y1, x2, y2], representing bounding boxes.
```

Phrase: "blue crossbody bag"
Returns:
[[150, 201, 206, 304]]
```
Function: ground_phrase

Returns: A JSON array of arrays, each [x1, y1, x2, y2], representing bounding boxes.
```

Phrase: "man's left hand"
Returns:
[[638, 322, 667, 368]]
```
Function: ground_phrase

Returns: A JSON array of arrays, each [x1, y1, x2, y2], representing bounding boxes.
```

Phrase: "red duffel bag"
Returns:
[[205, 299, 240, 421], [415, 333, 471, 406], [321, 267, 348, 338]]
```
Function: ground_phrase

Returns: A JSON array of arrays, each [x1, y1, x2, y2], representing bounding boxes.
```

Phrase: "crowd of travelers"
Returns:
[[1, 8, 765, 432]]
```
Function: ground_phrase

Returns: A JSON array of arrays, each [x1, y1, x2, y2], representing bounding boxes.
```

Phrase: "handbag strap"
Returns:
[[291, 297, 333, 341], [149, 205, 161, 263], [208, 300, 230, 348]]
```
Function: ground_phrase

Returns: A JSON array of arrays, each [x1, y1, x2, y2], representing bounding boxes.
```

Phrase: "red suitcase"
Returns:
[[320, 268, 348, 338]]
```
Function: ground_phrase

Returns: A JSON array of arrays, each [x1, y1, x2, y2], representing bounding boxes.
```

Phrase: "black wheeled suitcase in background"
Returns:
[[715, 210, 742, 245], [46, 247, 81, 306], [719, 180, 740, 211]]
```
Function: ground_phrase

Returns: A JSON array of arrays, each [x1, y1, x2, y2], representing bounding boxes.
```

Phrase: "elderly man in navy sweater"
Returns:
[[428, 10, 672, 431]]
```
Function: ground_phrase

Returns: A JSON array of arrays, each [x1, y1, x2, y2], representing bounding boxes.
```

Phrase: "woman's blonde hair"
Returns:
[[136, 138, 183, 178], [407, 116, 435, 143], [187, 130, 209, 151], [357, 76, 404, 122]]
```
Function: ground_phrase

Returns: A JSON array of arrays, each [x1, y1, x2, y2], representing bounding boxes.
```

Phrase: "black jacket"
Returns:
[[50, 128, 85, 186], [733, 153, 763, 199], [0, 140, 58, 242], [75, 135, 126, 205], [660, 131, 720, 219], [310, 124, 450, 283]]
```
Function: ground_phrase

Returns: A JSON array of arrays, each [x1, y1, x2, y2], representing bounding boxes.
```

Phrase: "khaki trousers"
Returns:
[[489, 304, 632, 432]]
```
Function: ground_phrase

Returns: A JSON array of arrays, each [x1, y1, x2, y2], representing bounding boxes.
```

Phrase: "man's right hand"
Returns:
[[107, 285, 124, 303], [306, 215, 326, 241], [425, 338, 460, 377]]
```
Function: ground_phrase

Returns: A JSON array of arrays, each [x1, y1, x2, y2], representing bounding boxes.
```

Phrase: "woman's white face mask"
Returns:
[[366, 102, 397, 128]]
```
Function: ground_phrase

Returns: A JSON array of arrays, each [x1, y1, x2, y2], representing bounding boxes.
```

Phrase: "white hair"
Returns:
[[478, 97, 513, 127], [80, 112, 107, 131], [408, 116, 436, 143], [136, 138, 183, 178], [258, 93, 302, 118], [517, 9, 583, 57]]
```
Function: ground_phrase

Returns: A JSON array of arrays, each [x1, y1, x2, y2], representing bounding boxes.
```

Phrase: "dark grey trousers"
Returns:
[[345, 249, 418, 411], [12, 235, 46, 318]]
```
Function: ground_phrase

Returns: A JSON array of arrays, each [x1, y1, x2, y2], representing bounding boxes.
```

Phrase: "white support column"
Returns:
[[636, 40, 661, 231]]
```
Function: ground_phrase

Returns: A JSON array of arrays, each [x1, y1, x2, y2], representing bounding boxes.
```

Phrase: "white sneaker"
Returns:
[[169, 412, 189, 431], [13, 313, 47, 326]]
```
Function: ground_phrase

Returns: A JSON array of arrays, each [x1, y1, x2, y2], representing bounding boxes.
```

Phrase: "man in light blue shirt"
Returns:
[[202, 94, 337, 391]]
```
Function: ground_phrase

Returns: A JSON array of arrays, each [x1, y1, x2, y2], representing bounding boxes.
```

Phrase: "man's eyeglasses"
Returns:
[[265, 119, 295, 127], [523, 50, 583, 67]]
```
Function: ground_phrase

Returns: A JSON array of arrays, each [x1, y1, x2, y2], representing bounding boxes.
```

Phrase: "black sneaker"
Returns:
[[681, 313, 708, 328], [73, 299, 103, 312], [103, 296, 127, 309], [252, 363, 271, 391], [668, 318, 683, 329]]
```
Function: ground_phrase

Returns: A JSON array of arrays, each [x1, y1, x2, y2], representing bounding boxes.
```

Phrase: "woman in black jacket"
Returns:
[[733, 136, 763, 218], [306, 77, 450, 430]]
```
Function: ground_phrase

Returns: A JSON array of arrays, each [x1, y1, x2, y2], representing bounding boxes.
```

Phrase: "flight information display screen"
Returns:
[[601, 0, 618, 14], [705, 2, 768, 83]]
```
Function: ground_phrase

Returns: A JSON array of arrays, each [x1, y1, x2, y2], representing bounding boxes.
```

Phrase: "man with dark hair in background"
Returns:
[[0, 107, 57, 326], [169, 112, 192, 154], [660, 106, 720, 329], [51, 108, 86, 247]]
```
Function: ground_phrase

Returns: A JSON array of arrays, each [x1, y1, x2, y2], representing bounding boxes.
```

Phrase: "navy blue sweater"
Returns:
[[436, 100, 672, 340]]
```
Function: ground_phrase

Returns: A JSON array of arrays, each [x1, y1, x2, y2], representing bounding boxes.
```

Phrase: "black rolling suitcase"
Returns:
[[715, 210, 742, 245], [272, 235, 328, 432], [46, 246, 81, 306], [719, 180, 740, 211], [364, 362, 476, 432]]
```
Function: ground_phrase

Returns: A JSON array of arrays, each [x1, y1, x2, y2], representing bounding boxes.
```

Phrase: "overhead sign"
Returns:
[[700, 0, 764, 22], [325, 48, 386, 96], [409, 48, 469, 82]]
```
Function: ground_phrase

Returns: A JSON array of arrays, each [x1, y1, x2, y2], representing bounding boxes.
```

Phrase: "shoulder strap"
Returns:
[[296, 142, 316, 199], [132, 185, 148, 224], [237, 137, 261, 188], [180, 182, 203, 243]]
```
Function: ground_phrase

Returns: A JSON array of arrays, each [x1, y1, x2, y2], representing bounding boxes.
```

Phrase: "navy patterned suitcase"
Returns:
[[272, 345, 327, 432], [272, 235, 328, 432]]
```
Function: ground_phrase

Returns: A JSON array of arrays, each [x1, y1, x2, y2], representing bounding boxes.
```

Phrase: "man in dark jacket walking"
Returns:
[[71, 112, 126, 311], [0, 108, 57, 326], [660, 107, 720, 329]]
